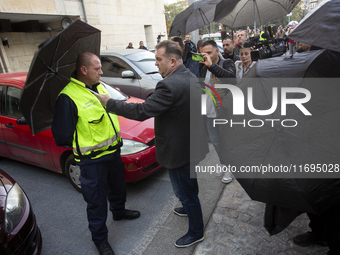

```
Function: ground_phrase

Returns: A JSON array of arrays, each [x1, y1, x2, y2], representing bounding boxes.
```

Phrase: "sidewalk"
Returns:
[[193, 148, 329, 255]]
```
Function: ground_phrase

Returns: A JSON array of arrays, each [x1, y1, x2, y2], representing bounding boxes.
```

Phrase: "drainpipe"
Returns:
[[81, 0, 88, 23]]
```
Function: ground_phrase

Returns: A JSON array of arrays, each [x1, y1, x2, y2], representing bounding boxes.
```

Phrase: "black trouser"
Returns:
[[79, 151, 127, 244]]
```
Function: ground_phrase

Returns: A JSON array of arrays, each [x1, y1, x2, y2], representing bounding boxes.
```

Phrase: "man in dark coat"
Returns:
[[95, 40, 209, 248]]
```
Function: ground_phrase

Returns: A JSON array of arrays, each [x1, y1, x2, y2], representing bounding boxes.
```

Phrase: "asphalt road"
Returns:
[[0, 157, 173, 254], [0, 144, 225, 255]]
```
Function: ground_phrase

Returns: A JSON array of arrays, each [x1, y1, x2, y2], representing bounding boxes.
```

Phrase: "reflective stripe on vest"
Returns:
[[73, 131, 121, 154]]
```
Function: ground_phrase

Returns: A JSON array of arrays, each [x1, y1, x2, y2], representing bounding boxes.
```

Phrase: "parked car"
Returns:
[[202, 32, 222, 41], [215, 40, 224, 54], [0, 72, 163, 192], [100, 49, 162, 99], [0, 168, 42, 254]]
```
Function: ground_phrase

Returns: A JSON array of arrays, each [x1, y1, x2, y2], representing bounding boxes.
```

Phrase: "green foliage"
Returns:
[[199, 22, 220, 36], [264, 0, 304, 28], [164, 1, 188, 36]]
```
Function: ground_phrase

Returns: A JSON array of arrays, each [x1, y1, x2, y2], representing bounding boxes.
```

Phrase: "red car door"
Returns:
[[0, 85, 11, 157], [1, 85, 55, 169]]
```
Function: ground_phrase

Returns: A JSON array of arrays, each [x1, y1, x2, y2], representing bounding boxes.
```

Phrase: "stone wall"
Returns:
[[0, 31, 58, 72], [0, 0, 167, 72]]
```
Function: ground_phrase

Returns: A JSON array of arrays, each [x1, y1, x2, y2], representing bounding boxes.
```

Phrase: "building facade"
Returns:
[[306, 0, 321, 12], [0, 0, 167, 72]]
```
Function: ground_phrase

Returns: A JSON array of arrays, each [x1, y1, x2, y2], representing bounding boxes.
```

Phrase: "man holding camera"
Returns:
[[199, 40, 236, 183]]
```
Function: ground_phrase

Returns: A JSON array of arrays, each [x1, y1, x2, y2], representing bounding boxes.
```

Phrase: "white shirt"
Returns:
[[204, 69, 217, 118], [235, 60, 256, 82]]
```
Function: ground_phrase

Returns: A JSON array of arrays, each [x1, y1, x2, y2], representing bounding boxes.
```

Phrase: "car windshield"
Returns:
[[124, 51, 159, 74], [101, 82, 129, 101]]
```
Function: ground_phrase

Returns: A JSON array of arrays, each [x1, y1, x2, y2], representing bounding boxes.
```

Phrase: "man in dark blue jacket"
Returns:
[[52, 52, 140, 255]]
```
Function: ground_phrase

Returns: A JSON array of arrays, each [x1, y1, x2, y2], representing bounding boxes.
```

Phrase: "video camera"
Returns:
[[243, 25, 289, 61]]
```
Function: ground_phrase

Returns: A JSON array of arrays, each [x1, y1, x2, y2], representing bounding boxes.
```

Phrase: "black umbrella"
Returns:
[[218, 49, 340, 216], [214, 0, 300, 30], [288, 0, 340, 53], [168, 0, 224, 37], [19, 20, 101, 134]]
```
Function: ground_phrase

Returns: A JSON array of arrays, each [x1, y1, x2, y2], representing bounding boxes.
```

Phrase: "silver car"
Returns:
[[100, 49, 162, 99]]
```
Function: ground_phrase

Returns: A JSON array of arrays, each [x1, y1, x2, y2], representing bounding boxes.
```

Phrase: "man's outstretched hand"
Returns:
[[94, 93, 111, 107]]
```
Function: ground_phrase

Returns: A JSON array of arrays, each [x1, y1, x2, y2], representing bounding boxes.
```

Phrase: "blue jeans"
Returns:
[[168, 164, 204, 238]]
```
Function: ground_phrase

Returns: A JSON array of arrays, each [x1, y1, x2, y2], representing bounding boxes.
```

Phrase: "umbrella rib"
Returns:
[[269, 0, 291, 12], [254, 0, 262, 26], [52, 34, 63, 73], [199, 8, 210, 25], [51, 37, 91, 73], [226, 127, 277, 151], [24, 70, 50, 88], [281, 109, 340, 158], [232, 1, 249, 28], [29, 72, 53, 134]]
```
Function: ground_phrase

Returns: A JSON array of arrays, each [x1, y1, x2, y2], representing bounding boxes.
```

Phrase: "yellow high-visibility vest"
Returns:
[[59, 78, 121, 161]]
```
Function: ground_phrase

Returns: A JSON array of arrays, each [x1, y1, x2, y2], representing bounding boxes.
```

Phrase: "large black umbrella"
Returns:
[[214, 0, 300, 30], [218, 49, 340, 217], [19, 20, 101, 134], [289, 0, 340, 53], [168, 0, 224, 37]]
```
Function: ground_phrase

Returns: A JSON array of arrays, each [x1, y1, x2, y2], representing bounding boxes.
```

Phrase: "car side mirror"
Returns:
[[16, 116, 28, 125], [121, 70, 135, 78]]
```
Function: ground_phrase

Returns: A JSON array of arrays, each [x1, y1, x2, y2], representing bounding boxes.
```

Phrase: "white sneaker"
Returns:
[[215, 166, 223, 176], [222, 171, 232, 184], [215, 164, 227, 176]]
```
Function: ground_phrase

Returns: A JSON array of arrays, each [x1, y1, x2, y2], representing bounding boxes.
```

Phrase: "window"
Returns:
[[124, 51, 159, 74], [101, 56, 133, 78], [101, 82, 128, 101], [6, 86, 22, 118]]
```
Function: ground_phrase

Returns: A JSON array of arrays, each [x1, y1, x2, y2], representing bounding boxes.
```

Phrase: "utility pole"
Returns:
[[189, 0, 199, 44]]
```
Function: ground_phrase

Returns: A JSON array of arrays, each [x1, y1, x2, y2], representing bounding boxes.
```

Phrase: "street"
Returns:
[[0, 157, 174, 254], [0, 146, 331, 255], [0, 148, 225, 255]]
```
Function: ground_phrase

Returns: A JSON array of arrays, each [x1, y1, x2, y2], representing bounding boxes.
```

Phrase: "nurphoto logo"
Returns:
[[200, 84, 312, 128]]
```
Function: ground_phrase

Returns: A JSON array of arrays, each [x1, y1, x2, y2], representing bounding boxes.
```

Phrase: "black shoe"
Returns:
[[173, 207, 187, 217], [96, 242, 115, 255], [293, 231, 327, 247], [113, 209, 140, 221], [175, 233, 204, 248]]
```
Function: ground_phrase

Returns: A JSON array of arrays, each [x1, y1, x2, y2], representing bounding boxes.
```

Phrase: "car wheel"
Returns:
[[65, 154, 81, 192]]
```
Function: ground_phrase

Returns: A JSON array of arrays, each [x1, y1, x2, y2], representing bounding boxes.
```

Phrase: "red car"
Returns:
[[0, 168, 42, 254], [0, 72, 162, 192]]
